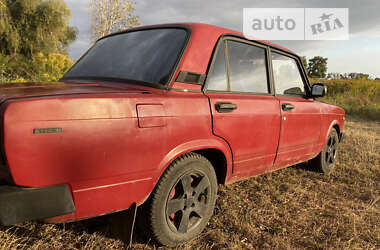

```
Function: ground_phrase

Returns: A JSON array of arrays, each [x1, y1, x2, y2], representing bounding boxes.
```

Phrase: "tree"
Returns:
[[347, 72, 370, 80], [32, 53, 74, 81], [357, 73, 369, 80], [308, 56, 328, 78], [0, 0, 77, 57], [348, 72, 357, 79], [340, 73, 349, 79], [0, 0, 76, 82], [328, 73, 341, 79], [301, 56, 308, 72], [0, 0, 19, 55], [90, 0, 140, 41]]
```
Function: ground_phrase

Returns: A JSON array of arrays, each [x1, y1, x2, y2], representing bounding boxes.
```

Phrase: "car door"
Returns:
[[270, 50, 322, 170], [204, 38, 281, 178]]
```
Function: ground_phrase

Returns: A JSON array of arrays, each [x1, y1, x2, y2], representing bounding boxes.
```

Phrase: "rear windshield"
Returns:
[[62, 28, 188, 86]]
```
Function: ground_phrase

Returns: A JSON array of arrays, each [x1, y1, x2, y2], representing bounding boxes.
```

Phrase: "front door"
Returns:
[[270, 51, 321, 170], [204, 38, 281, 178]]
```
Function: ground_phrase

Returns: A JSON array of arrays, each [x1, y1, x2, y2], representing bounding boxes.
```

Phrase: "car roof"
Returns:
[[103, 22, 298, 76], [183, 22, 294, 53]]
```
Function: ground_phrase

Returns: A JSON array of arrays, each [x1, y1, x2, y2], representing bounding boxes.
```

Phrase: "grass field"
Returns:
[[0, 118, 378, 249], [312, 79, 380, 121]]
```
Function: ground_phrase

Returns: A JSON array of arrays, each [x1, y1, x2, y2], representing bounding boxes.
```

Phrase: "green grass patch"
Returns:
[[311, 79, 380, 121]]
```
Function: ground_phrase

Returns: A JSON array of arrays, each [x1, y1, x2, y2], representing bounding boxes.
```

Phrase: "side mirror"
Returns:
[[311, 83, 327, 98]]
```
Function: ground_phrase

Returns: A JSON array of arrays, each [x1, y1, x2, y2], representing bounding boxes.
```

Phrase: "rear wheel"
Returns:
[[145, 153, 218, 247], [309, 128, 340, 174]]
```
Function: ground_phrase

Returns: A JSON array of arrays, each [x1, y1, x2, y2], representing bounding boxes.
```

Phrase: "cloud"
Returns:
[[65, 0, 91, 60], [65, 0, 380, 76], [136, 0, 380, 34]]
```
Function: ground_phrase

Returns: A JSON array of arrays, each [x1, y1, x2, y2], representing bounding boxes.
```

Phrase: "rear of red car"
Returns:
[[0, 25, 213, 225], [0, 92, 75, 225]]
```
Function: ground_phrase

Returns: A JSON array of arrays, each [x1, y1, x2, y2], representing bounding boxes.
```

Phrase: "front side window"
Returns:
[[62, 28, 188, 86], [226, 41, 269, 94], [272, 52, 306, 96]]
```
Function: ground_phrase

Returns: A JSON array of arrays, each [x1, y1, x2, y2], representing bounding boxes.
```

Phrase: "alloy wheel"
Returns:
[[166, 172, 210, 234]]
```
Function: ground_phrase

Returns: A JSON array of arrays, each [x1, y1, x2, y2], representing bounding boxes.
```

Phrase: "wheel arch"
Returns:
[[138, 140, 232, 206], [151, 139, 233, 192], [325, 120, 341, 144], [333, 124, 340, 136], [194, 148, 228, 184]]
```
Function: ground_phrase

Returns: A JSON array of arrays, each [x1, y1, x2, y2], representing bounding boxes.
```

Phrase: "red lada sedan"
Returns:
[[0, 23, 345, 246]]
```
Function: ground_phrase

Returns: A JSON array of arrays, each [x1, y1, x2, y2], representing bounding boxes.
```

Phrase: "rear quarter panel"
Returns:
[[2, 91, 231, 220]]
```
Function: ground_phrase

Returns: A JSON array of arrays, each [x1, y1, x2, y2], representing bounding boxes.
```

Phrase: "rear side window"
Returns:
[[226, 41, 269, 94], [271, 52, 306, 96], [206, 42, 228, 91]]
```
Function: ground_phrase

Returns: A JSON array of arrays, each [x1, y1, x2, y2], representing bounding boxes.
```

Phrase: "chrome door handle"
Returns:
[[282, 103, 295, 111], [215, 102, 237, 113]]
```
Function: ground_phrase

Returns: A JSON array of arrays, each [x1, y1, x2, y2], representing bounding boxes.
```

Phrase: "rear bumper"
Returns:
[[0, 184, 75, 225]]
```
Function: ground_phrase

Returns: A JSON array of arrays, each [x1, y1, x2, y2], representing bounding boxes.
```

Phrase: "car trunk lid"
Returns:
[[0, 81, 153, 103]]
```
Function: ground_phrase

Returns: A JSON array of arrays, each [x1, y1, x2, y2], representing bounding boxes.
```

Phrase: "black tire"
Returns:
[[143, 153, 218, 247], [309, 128, 340, 174]]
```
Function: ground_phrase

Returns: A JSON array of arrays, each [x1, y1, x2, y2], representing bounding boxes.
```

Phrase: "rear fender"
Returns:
[[151, 138, 233, 190]]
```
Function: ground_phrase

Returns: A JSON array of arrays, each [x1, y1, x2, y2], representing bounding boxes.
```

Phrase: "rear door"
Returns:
[[204, 38, 281, 178], [270, 50, 322, 170]]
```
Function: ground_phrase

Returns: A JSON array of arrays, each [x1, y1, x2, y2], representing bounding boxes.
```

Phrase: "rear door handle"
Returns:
[[215, 102, 237, 113], [282, 103, 295, 111]]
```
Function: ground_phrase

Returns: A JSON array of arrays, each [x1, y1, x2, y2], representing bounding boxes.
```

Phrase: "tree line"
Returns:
[[301, 56, 375, 80], [0, 0, 138, 83]]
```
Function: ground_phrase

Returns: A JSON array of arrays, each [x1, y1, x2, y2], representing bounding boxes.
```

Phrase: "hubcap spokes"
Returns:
[[325, 135, 338, 166], [166, 173, 210, 233]]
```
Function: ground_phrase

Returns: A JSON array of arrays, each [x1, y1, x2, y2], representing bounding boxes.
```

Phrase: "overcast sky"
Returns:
[[65, 0, 380, 77]]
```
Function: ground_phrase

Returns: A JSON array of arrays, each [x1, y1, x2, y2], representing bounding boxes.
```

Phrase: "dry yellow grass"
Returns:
[[0, 119, 379, 249]]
